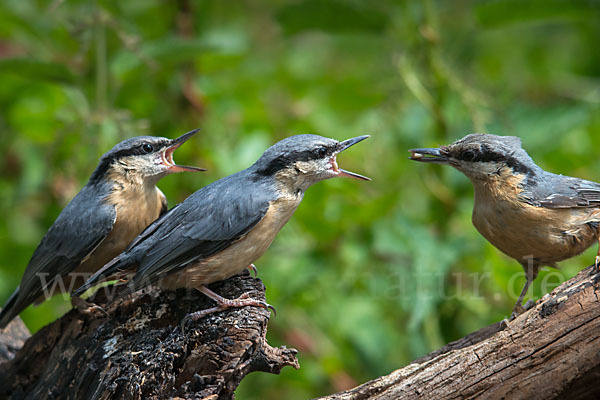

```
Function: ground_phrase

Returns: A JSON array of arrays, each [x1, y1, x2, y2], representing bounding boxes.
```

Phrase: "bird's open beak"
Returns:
[[408, 147, 449, 164], [333, 135, 371, 181], [163, 129, 206, 173]]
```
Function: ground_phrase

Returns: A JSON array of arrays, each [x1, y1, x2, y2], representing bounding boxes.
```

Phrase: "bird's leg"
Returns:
[[511, 263, 538, 319], [596, 236, 600, 270], [247, 263, 258, 277], [182, 285, 275, 327], [511, 282, 531, 319]]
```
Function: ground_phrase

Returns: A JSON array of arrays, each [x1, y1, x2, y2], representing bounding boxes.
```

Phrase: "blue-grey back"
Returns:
[[521, 168, 600, 209], [19, 180, 116, 298], [119, 168, 278, 286]]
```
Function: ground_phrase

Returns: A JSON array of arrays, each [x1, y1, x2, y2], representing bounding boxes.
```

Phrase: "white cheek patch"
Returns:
[[461, 161, 501, 176], [295, 161, 312, 174]]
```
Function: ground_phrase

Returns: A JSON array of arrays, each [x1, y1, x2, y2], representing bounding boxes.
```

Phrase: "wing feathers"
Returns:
[[525, 175, 600, 209]]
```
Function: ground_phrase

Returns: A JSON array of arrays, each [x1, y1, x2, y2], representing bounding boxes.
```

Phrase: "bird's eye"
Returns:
[[317, 147, 327, 157], [462, 150, 476, 161], [142, 143, 154, 154]]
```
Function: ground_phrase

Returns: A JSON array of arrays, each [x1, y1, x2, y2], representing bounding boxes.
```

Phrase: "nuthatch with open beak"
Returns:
[[74, 134, 369, 323], [410, 133, 600, 317], [0, 130, 204, 328]]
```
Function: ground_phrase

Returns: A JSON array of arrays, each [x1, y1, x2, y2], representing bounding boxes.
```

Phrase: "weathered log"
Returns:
[[0, 318, 29, 365], [0, 272, 299, 399], [2, 265, 599, 400], [319, 265, 600, 400]]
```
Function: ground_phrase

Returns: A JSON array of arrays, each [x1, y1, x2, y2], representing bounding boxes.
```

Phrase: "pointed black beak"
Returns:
[[164, 129, 206, 172], [335, 135, 371, 181], [339, 135, 370, 152], [170, 128, 201, 147], [408, 147, 449, 164]]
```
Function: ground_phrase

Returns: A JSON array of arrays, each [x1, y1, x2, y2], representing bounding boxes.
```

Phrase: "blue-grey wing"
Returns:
[[522, 173, 600, 209], [127, 174, 273, 290], [18, 184, 116, 300], [74, 201, 180, 296]]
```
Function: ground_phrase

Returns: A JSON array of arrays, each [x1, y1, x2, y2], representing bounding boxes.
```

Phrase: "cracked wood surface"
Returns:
[[2, 266, 599, 399], [0, 318, 29, 365], [320, 265, 600, 400], [0, 273, 299, 399]]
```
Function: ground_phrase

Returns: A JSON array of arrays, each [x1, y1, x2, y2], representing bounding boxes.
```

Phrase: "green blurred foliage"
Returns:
[[0, 0, 599, 398]]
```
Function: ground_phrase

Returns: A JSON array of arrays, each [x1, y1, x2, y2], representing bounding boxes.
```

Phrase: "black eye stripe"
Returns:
[[88, 138, 172, 184], [455, 148, 505, 163], [290, 146, 333, 162], [256, 144, 334, 176]]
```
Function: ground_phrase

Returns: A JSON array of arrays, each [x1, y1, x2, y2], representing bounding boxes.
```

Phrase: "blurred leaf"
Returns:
[[476, 0, 600, 27], [142, 37, 215, 62], [0, 58, 75, 84], [111, 37, 215, 76], [276, 0, 388, 35], [7, 83, 69, 142]]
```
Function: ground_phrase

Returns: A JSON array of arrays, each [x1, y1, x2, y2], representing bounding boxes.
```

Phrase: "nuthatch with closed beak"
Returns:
[[74, 134, 370, 324], [410, 133, 600, 317], [0, 129, 204, 328]]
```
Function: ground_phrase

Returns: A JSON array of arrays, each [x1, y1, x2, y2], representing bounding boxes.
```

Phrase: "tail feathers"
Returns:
[[72, 253, 131, 297], [0, 287, 23, 329]]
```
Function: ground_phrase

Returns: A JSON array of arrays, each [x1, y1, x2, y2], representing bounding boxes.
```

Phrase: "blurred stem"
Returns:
[[396, 1, 456, 221], [422, 0, 447, 141], [397, 54, 448, 143], [95, 7, 107, 114], [398, 56, 434, 112], [413, 1, 455, 224], [423, 0, 490, 132], [177, 0, 205, 115], [423, 312, 445, 350]]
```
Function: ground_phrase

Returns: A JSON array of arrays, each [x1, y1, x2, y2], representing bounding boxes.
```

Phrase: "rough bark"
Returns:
[[0, 317, 29, 365], [0, 273, 299, 399], [319, 265, 600, 400], [2, 265, 599, 400]]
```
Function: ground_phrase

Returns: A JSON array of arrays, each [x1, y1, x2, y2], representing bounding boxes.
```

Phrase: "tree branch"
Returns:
[[0, 317, 29, 365], [319, 265, 600, 400], [2, 265, 599, 399], [0, 273, 299, 399]]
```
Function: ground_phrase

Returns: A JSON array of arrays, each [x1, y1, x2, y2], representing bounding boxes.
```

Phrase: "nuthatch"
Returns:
[[74, 134, 369, 323], [409, 133, 600, 317], [0, 130, 204, 328]]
